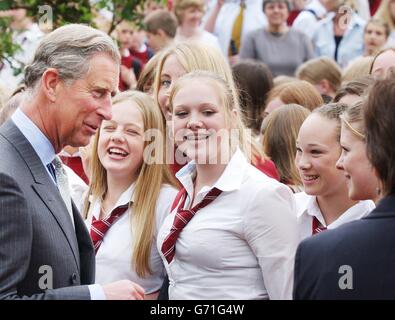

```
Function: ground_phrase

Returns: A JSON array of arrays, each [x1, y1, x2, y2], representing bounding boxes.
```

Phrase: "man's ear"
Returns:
[[41, 68, 61, 103]]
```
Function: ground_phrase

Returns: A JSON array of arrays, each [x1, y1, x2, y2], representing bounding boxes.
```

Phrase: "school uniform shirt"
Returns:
[[295, 192, 376, 241], [157, 148, 299, 300], [206, 0, 267, 55], [85, 183, 178, 294]]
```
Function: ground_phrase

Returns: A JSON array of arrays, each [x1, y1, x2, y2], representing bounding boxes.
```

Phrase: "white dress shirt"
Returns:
[[157, 148, 299, 300], [85, 183, 178, 294], [206, 0, 267, 55], [292, 0, 327, 39], [295, 192, 376, 241]]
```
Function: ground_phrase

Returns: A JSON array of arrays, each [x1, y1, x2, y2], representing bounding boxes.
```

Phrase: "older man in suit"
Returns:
[[0, 24, 144, 300]]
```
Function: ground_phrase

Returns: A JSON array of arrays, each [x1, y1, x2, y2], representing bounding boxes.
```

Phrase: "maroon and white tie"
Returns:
[[312, 216, 327, 235], [90, 204, 129, 253], [161, 187, 222, 263]]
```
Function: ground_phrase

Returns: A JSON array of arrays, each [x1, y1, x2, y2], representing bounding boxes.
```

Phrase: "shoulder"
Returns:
[[246, 27, 265, 39], [243, 164, 295, 211], [155, 184, 179, 221]]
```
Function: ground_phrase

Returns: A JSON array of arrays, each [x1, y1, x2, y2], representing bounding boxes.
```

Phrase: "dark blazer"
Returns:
[[0, 120, 95, 299], [293, 195, 395, 299]]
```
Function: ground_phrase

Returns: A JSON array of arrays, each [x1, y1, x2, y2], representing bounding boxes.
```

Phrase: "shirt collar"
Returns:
[[11, 108, 55, 165], [176, 147, 247, 197], [298, 193, 375, 228], [89, 183, 135, 220], [299, 194, 327, 226]]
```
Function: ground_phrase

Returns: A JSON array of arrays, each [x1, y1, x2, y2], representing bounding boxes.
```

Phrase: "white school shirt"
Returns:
[[295, 192, 376, 241], [85, 183, 178, 294], [207, 0, 267, 55], [157, 148, 299, 300]]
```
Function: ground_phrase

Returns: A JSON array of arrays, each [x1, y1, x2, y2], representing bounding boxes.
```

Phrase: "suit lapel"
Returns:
[[0, 120, 81, 270]]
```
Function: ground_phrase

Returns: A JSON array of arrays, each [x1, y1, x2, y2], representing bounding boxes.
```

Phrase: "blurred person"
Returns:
[[369, 48, 395, 79], [0, 9, 44, 92], [261, 104, 310, 192], [240, 0, 314, 76], [341, 55, 373, 81], [0, 24, 144, 300], [312, 0, 366, 68], [374, 0, 395, 47], [296, 57, 342, 102], [204, 0, 267, 63], [294, 103, 375, 241], [292, 0, 333, 38], [264, 80, 324, 118], [144, 10, 178, 53], [232, 59, 274, 136], [333, 75, 374, 104], [115, 21, 142, 91], [136, 53, 162, 94], [157, 70, 299, 299], [362, 18, 389, 57], [83, 91, 178, 300], [174, 0, 221, 49]]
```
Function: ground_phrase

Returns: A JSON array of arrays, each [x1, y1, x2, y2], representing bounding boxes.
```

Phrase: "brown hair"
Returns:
[[232, 59, 273, 136], [333, 76, 374, 102], [266, 80, 324, 112], [261, 104, 310, 185], [136, 53, 161, 94], [364, 74, 395, 195], [296, 57, 342, 94], [143, 9, 178, 38]]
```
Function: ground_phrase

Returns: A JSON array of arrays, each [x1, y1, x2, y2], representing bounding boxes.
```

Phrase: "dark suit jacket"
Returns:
[[293, 195, 395, 299], [0, 120, 95, 299]]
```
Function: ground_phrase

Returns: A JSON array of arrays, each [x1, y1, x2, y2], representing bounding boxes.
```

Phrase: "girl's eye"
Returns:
[[175, 111, 188, 118], [161, 79, 171, 88], [127, 130, 139, 135], [103, 126, 115, 131], [311, 150, 322, 155], [203, 110, 215, 116], [296, 147, 302, 153]]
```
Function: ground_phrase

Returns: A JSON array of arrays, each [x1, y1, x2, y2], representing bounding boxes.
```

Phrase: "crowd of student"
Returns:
[[0, 0, 395, 300]]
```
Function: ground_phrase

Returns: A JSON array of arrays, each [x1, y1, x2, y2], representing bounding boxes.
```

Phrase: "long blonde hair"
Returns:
[[153, 41, 265, 163], [82, 90, 178, 277]]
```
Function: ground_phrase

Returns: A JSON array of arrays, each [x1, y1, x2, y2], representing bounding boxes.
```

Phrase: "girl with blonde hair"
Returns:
[[336, 100, 381, 203], [295, 103, 375, 241], [157, 70, 298, 299], [153, 40, 280, 179], [83, 91, 178, 299], [296, 57, 342, 102], [264, 80, 324, 119]]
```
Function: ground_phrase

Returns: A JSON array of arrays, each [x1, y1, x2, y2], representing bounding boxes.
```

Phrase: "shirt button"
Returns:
[[70, 273, 78, 285]]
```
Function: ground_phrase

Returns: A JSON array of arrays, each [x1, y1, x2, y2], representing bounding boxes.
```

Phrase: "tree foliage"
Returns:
[[0, 0, 165, 71]]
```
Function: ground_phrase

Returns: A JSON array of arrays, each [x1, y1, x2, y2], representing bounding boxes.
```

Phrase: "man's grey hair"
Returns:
[[24, 24, 120, 90]]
